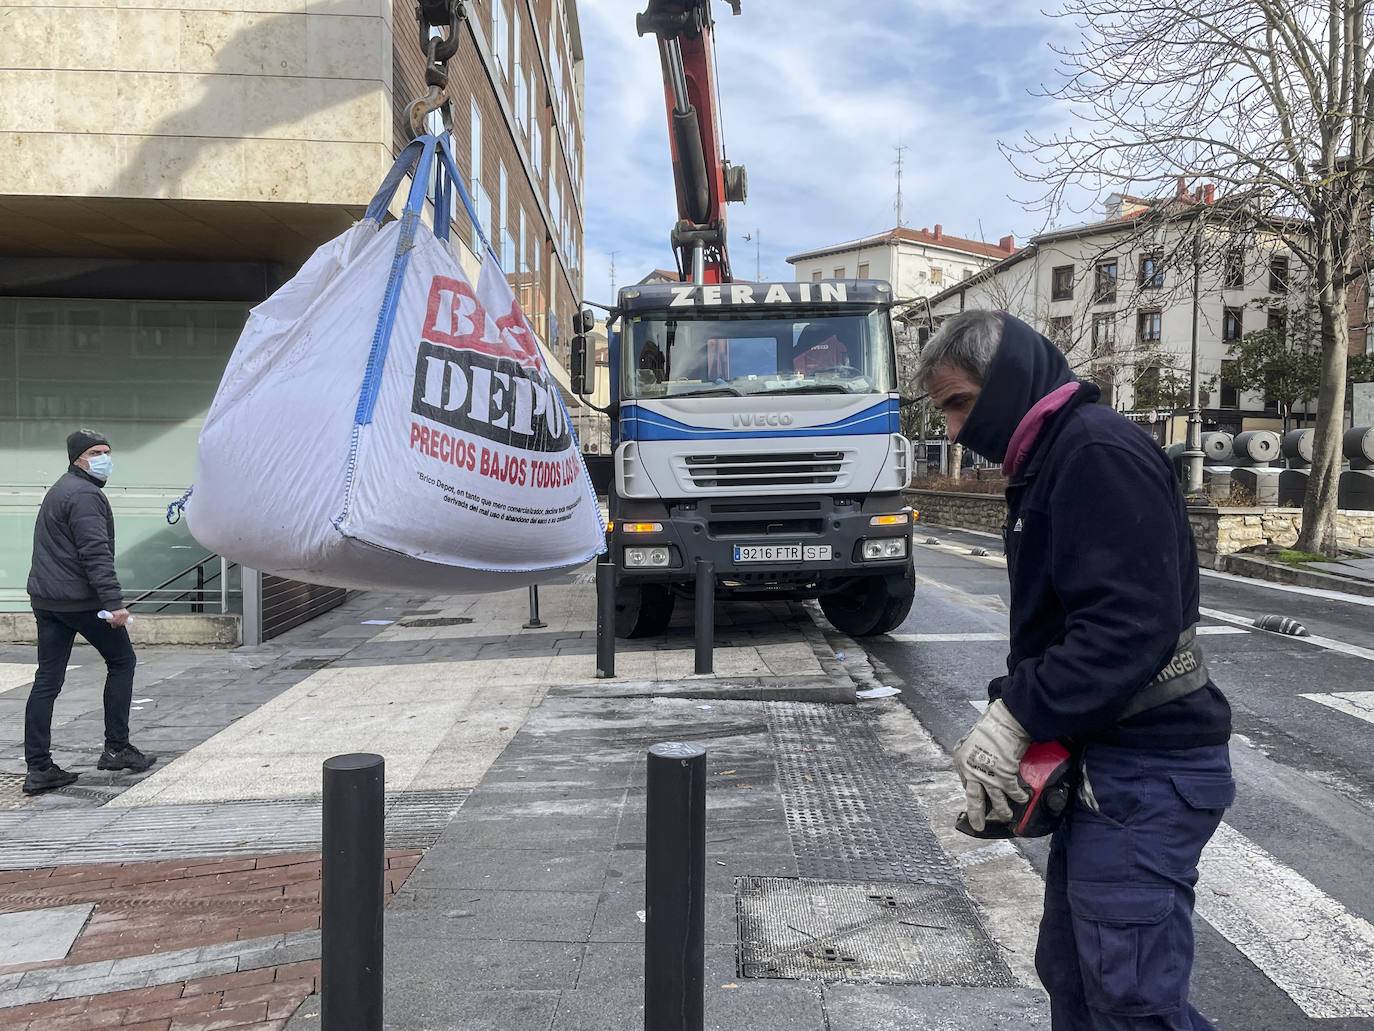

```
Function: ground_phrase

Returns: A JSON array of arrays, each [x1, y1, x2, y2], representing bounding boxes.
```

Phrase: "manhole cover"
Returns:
[[288, 657, 335, 670], [737, 876, 1015, 987], [401, 617, 474, 627]]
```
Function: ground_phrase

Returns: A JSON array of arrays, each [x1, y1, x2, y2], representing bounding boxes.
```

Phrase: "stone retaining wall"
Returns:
[[1189, 507, 1374, 568], [906, 489, 1008, 536], [0, 612, 240, 646]]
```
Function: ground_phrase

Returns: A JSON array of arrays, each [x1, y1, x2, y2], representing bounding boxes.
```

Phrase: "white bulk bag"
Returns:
[[186, 135, 605, 591]]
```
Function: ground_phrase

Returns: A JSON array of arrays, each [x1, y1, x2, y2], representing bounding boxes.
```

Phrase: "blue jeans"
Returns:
[[25, 608, 137, 769], [1035, 742, 1234, 1030]]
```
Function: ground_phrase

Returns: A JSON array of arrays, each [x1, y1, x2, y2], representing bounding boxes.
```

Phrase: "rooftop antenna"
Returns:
[[742, 229, 761, 280], [609, 251, 618, 295], [894, 143, 909, 228]]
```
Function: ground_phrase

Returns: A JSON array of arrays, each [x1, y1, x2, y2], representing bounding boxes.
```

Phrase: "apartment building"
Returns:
[[786, 225, 1017, 298], [923, 187, 1368, 445], [0, 0, 587, 611]]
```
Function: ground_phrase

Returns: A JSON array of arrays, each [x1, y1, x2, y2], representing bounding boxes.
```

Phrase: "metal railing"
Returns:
[[128, 554, 237, 614]]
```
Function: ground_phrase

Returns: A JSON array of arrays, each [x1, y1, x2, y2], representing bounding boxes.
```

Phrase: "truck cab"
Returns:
[[581, 278, 915, 638]]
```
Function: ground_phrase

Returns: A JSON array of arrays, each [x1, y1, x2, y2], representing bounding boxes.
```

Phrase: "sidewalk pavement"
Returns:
[[0, 572, 1049, 1030]]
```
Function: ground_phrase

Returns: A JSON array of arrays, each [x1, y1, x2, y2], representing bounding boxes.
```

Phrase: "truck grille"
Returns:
[[681, 451, 849, 489]]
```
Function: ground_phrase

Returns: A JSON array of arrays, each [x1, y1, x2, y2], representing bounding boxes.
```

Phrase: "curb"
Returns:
[[1221, 553, 1374, 598]]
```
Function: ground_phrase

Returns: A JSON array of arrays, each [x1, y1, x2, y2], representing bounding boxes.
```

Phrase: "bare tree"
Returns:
[[1006, 0, 1374, 555]]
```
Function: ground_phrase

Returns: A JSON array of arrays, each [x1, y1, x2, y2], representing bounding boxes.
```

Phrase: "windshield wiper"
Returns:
[[665, 385, 744, 397], [758, 383, 854, 395]]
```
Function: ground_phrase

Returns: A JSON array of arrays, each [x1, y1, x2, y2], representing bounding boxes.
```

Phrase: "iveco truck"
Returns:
[[572, 278, 915, 638]]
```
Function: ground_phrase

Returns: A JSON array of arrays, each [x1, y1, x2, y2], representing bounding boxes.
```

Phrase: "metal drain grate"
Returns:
[[0, 788, 469, 869], [288, 657, 336, 670], [766, 702, 957, 884], [401, 617, 475, 628], [737, 876, 1016, 987]]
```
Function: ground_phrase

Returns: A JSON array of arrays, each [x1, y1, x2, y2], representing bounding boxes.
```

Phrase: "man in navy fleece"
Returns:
[[918, 310, 1233, 1030]]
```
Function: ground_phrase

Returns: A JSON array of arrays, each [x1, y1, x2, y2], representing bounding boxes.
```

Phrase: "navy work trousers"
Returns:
[[1035, 742, 1234, 1030], [25, 608, 137, 770]]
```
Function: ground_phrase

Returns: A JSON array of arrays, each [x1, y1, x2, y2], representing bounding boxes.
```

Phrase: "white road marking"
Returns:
[[886, 632, 1008, 643], [1200, 606, 1374, 662], [1201, 567, 1374, 607], [1198, 821, 1374, 1018], [1300, 691, 1374, 724], [1196, 625, 1250, 636], [969, 699, 989, 713]]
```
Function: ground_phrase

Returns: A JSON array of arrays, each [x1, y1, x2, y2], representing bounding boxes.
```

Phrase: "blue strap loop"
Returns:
[[166, 486, 192, 525]]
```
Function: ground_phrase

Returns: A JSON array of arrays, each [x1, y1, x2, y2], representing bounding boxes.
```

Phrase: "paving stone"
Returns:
[[0, 903, 93, 966], [388, 888, 600, 942], [401, 847, 612, 893], [384, 922, 584, 992]]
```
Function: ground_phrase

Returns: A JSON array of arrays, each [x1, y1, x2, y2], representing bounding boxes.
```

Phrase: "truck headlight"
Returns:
[[861, 538, 908, 560], [625, 546, 671, 567]]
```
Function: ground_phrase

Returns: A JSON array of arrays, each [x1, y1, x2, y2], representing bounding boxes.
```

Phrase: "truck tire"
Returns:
[[820, 576, 913, 637], [615, 583, 676, 638]]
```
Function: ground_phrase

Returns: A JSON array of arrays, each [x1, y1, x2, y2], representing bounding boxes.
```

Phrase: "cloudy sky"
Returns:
[[575, 0, 1082, 304]]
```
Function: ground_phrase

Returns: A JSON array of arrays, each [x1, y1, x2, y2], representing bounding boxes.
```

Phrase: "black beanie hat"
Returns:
[[67, 428, 110, 464]]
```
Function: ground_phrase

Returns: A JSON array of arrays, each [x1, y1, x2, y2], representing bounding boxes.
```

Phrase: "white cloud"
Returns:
[[579, 0, 1072, 304]]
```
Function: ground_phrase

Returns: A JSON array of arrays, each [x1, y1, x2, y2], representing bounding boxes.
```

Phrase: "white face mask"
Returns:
[[85, 454, 113, 481]]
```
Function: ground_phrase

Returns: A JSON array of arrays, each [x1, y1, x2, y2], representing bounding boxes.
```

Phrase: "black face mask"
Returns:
[[957, 314, 1075, 464]]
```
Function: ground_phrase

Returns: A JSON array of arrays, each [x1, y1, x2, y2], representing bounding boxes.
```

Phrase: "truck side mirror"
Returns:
[[574, 308, 595, 334], [571, 334, 590, 395]]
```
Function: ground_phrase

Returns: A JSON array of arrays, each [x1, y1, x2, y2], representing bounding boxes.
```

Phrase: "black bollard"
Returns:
[[321, 753, 385, 1031], [523, 584, 547, 629], [596, 560, 616, 678], [644, 742, 706, 1031], [694, 559, 714, 675]]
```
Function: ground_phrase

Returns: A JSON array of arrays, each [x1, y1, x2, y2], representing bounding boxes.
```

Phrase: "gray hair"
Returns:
[[915, 310, 1003, 389]]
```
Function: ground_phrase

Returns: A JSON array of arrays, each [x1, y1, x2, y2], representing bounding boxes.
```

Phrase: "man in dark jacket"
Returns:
[[918, 312, 1233, 1030], [24, 429, 157, 794]]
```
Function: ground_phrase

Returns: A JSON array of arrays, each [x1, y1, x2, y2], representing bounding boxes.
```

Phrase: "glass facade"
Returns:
[[0, 297, 248, 611]]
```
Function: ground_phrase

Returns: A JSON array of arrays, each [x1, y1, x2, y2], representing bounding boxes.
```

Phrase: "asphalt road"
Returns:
[[866, 525, 1374, 1030]]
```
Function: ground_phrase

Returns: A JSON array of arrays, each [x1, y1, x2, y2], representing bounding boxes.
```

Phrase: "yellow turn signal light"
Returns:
[[868, 513, 910, 526], [622, 522, 664, 533]]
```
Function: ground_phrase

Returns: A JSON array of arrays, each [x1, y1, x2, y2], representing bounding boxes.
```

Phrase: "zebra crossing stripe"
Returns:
[[887, 632, 1008, 643], [1198, 821, 1374, 1018], [1300, 690, 1374, 724], [1200, 607, 1374, 662]]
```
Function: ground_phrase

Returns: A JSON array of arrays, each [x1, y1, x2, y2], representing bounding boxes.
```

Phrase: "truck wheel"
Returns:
[[615, 583, 676, 638], [820, 577, 913, 637]]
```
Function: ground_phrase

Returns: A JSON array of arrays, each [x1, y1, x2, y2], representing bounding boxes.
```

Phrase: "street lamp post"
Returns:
[[1184, 228, 1205, 496]]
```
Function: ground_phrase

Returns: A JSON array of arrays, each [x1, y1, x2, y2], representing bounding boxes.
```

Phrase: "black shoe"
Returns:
[[97, 744, 157, 773], [23, 764, 79, 794]]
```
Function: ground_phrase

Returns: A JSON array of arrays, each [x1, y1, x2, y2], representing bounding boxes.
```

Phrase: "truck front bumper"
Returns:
[[610, 493, 913, 595]]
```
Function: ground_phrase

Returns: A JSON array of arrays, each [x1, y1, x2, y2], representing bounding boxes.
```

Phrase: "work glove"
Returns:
[[954, 699, 1032, 832]]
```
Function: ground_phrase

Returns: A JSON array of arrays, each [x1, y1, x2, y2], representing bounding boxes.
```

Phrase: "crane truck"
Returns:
[[569, 0, 915, 639]]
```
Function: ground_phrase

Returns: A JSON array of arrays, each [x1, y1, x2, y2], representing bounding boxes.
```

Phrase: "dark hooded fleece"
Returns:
[[956, 314, 1074, 464], [953, 313, 1231, 749]]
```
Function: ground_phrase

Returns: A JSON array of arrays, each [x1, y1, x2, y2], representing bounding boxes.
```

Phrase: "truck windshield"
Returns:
[[623, 308, 896, 399]]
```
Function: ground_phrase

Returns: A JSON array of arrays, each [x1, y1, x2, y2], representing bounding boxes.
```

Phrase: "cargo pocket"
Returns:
[[1067, 881, 1182, 1016], [1169, 773, 1235, 813]]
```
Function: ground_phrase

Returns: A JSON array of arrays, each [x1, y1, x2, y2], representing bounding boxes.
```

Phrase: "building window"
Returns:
[[857, 262, 870, 279], [1269, 255, 1290, 293], [1267, 307, 1284, 333], [1220, 358, 1239, 408], [929, 266, 943, 284], [1094, 260, 1117, 304], [962, 267, 974, 280], [1051, 264, 1074, 301], [1139, 251, 1163, 289], [1137, 309, 1161, 343], [1091, 313, 1115, 356], [531, 118, 542, 177], [833, 266, 845, 279], [492, 0, 508, 78], [1223, 306, 1243, 342], [1224, 247, 1245, 288], [811, 270, 822, 282], [1048, 316, 1073, 349]]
